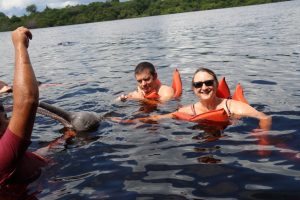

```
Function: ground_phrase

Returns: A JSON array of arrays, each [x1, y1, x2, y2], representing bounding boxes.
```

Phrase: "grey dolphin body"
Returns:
[[38, 101, 102, 132]]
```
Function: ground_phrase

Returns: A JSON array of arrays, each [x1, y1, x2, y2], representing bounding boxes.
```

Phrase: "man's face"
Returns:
[[135, 69, 157, 94]]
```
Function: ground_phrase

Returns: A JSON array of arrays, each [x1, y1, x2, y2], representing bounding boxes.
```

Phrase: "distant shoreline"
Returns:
[[0, 0, 290, 32]]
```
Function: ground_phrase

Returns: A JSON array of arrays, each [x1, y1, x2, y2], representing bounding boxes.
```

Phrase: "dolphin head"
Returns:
[[70, 111, 101, 132]]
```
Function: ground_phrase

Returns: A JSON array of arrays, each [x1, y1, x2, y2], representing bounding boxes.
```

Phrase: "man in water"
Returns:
[[0, 27, 46, 188], [117, 62, 175, 103]]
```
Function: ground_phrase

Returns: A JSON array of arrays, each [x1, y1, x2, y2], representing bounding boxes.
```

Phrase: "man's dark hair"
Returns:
[[134, 62, 156, 76]]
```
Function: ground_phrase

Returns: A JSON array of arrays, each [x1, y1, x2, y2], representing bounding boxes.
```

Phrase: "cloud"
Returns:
[[46, 1, 80, 9], [0, 0, 104, 16], [0, 0, 20, 10]]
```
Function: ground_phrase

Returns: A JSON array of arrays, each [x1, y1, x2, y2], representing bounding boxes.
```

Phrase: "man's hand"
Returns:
[[128, 91, 144, 100], [12, 26, 32, 49], [116, 94, 129, 102]]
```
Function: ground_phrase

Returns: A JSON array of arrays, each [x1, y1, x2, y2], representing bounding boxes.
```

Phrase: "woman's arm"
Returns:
[[229, 100, 272, 130], [110, 113, 173, 124]]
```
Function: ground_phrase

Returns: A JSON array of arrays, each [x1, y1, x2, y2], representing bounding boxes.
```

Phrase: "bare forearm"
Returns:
[[13, 45, 38, 100], [8, 28, 38, 139]]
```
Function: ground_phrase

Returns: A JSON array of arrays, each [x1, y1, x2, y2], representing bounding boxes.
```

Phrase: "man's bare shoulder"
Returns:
[[158, 85, 174, 101], [158, 85, 174, 95]]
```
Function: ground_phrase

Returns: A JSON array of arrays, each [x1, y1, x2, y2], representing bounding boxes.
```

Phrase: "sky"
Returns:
[[0, 0, 108, 17]]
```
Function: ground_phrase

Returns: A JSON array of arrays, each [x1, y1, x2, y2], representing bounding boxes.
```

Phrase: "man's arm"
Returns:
[[116, 90, 143, 102], [8, 27, 39, 140]]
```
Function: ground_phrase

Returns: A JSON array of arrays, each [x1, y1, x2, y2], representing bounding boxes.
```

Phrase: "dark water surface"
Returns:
[[1, 1, 300, 199]]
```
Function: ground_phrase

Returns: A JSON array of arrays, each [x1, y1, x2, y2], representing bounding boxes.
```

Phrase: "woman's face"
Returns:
[[192, 71, 217, 101]]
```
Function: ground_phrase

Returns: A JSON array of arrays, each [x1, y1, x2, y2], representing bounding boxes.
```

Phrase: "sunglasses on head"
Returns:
[[193, 80, 214, 88]]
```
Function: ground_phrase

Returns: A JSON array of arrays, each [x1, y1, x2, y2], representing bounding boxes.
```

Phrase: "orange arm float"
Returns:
[[216, 77, 231, 98], [171, 69, 182, 98], [232, 83, 249, 104]]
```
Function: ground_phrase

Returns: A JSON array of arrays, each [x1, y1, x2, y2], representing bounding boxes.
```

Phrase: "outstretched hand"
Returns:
[[116, 94, 129, 102], [12, 26, 32, 49], [0, 81, 12, 94]]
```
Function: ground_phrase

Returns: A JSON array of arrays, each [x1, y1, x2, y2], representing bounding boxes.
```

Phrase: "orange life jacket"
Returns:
[[172, 69, 182, 98], [144, 69, 182, 100], [143, 79, 161, 99]]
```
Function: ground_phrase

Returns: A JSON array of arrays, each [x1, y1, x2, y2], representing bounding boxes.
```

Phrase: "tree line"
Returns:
[[0, 0, 288, 32]]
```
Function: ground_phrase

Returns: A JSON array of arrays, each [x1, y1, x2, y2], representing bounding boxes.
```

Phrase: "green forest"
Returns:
[[0, 0, 288, 32]]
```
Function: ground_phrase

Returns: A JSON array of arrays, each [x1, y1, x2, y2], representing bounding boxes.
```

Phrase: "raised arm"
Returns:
[[8, 27, 39, 140]]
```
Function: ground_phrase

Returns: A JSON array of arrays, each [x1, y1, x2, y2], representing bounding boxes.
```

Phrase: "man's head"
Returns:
[[134, 62, 158, 94]]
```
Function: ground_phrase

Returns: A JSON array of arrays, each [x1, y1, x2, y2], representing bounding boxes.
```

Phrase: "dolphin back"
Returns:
[[39, 101, 73, 122]]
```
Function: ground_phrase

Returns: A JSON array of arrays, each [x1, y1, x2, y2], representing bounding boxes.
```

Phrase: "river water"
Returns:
[[1, 1, 300, 199]]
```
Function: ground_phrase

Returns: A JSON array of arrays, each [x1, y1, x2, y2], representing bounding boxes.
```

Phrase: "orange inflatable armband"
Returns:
[[216, 77, 230, 98], [171, 69, 182, 98], [232, 83, 248, 104]]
